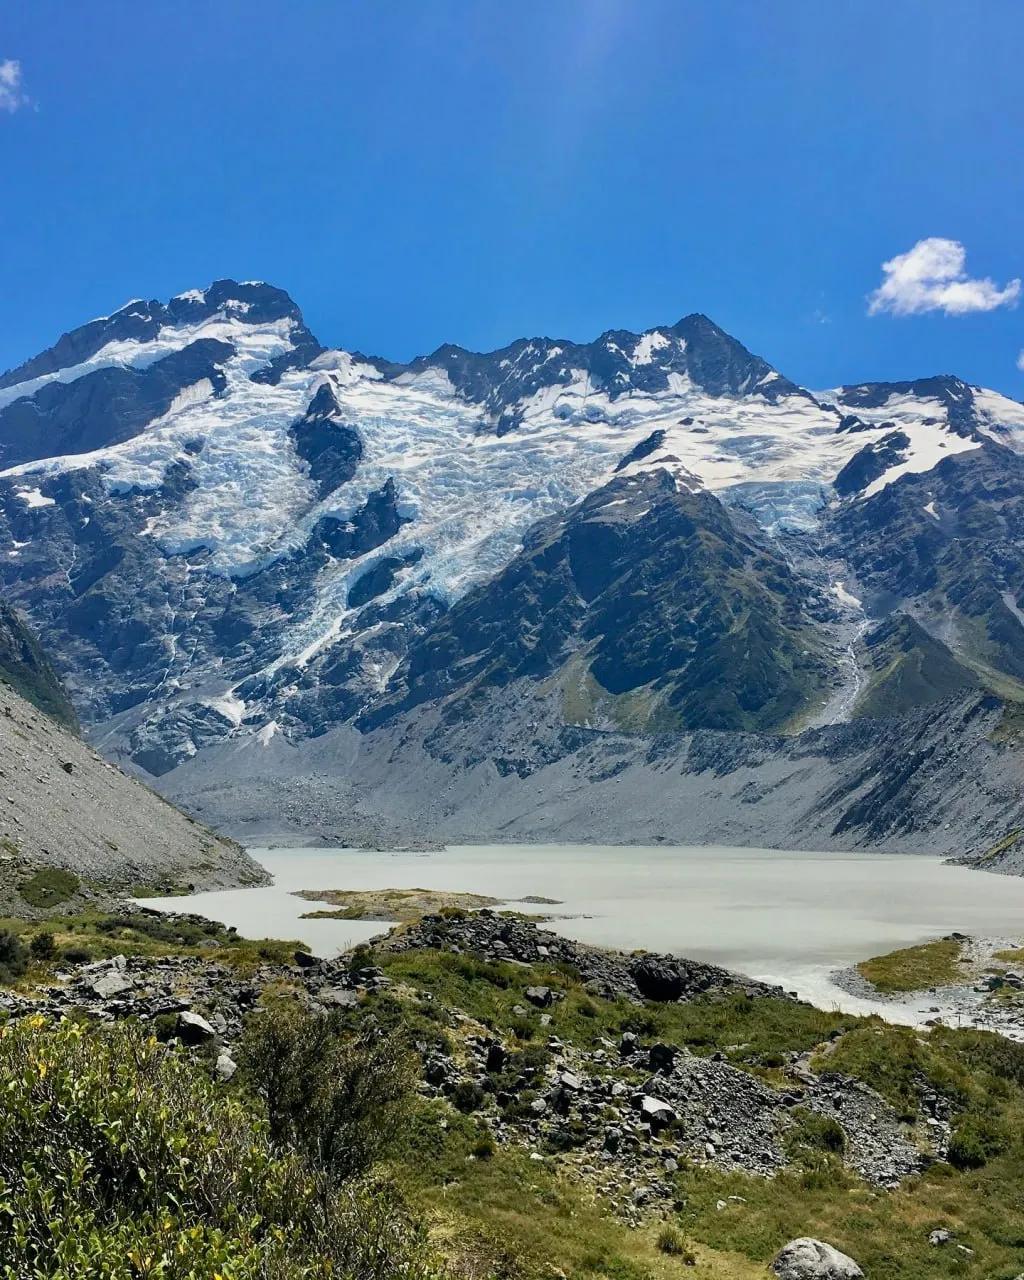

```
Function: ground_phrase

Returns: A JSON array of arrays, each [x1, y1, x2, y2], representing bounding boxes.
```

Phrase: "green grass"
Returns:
[[0, 908, 309, 976], [856, 937, 964, 993], [376, 946, 859, 1068], [813, 1023, 970, 1120], [370, 948, 1024, 1279], [393, 1101, 757, 1279], [17, 866, 81, 908]]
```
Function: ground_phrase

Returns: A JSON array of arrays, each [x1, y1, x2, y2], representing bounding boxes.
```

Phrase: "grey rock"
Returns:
[[215, 1051, 237, 1082], [319, 987, 359, 1008], [175, 1011, 216, 1044], [90, 972, 133, 999], [772, 1238, 863, 1280], [640, 1096, 677, 1130]]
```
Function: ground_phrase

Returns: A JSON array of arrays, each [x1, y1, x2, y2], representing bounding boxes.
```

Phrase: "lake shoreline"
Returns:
[[138, 843, 1024, 1029]]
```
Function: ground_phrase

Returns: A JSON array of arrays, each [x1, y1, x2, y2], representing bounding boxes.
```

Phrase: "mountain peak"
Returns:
[[0, 279, 309, 393]]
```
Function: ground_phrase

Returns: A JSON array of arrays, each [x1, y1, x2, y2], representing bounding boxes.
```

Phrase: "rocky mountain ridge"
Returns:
[[3, 280, 1024, 855]]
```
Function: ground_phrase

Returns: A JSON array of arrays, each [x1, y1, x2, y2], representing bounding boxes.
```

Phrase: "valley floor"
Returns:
[[4, 900, 1024, 1278]]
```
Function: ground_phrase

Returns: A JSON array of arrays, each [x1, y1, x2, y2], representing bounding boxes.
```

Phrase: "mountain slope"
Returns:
[[0, 674, 266, 911], [0, 598, 77, 729], [0, 607, 265, 909], [4, 280, 1024, 856], [363, 468, 827, 736]]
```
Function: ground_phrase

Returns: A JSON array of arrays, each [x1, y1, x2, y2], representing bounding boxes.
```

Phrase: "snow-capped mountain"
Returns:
[[4, 280, 1024, 856]]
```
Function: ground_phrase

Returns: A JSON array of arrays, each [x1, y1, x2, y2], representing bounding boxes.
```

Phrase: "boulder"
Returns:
[[648, 1042, 677, 1072], [90, 971, 134, 1000], [319, 986, 359, 1008], [424, 1055, 452, 1087], [639, 1095, 677, 1131], [485, 1041, 508, 1073], [525, 985, 553, 1008], [631, 957, 684, 1002], [215, 1051, 237, 1081], [175, 1011, 217, 1044], [772, 1238, 864, 1280]]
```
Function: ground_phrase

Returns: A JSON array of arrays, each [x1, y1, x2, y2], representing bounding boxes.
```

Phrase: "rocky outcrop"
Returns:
[[0, 909, 932, 1205], [383, 908, 785, 1003], [0, 599, 77, 730]]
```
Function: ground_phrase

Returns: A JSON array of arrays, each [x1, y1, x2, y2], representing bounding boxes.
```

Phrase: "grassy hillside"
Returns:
[[855, 615, 981, 719], [4, 908, 1024, 1278]]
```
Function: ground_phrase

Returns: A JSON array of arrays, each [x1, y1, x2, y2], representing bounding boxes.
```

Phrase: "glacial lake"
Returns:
[[142, 844, 1024, 1025]]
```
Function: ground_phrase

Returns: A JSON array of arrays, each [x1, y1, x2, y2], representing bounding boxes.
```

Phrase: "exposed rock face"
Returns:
[[833, 430, 910, 497], [4, 279, 1024, 855], [0, 599, 77, 729], [363, 469, 828, 736], [0, 340, 232, 468]]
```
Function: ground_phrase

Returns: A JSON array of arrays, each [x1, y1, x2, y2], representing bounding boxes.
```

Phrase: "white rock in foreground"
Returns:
[[772, 1237, 864, 1280]]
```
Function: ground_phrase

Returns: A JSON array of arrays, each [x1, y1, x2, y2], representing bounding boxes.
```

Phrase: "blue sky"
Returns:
[[2, 0, 1022, 393]]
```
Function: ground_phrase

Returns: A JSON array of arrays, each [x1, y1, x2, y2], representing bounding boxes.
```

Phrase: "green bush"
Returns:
[[28, 931, 56, 961], [470, 1131, 496, 1160], [61, 944, 92, 965], [947, 1111, 1009, 1169], [451, 1080, 486, 1114], [237, 1000, 415, 1182], [0, 929, 28, 983], [785, 1109, 847, 1160], [0, 1015, 434, 1279], [656, 1225, 694, 1260]]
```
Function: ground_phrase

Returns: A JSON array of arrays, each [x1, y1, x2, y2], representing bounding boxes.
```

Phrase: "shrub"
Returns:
[[28, 930, 56, 961], [451, 1080, 486, 1114], [0, 929, 28, 983], [471, 1131, 496, 1160], [656, 1226, 694, 1261], [509, 1015, 537, 1041], [0, 1016, 433, 1279], [61, 944, 93, 964], [237, 1001, 415, 1182], [786, 1108, 847, 1159], [947, 1111, 1009, 1169]]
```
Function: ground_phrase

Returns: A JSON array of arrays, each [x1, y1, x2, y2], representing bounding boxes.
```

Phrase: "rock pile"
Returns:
[[385, 908, 787, 1003]]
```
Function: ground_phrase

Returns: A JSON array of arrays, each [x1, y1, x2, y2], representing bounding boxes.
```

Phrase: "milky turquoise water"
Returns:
[[140, 844, 1024, 1023]]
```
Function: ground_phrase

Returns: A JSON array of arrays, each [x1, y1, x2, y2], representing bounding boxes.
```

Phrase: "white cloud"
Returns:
[[868, 237, 1020, 317], [1018, 350, 1024, 372], [0, 59, 30, 114]]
